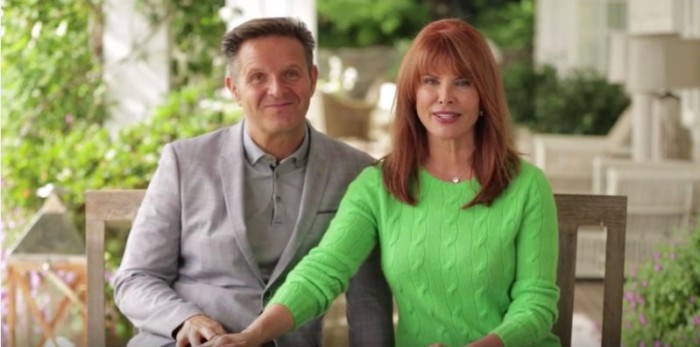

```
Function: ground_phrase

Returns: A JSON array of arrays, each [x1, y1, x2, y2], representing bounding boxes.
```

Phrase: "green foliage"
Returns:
[[504, 63, 630, 135], [2, 0, 229, 218], [138, 0, 227, 87], [622, 225, 700, 346], [2, 82, 241, 225], [474, 0, 534, 50], [2, 0, 109, 139], [317, 0, 429, 47]]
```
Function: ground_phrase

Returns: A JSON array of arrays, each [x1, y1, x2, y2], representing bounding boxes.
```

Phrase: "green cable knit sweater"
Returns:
[[269, 160, 560, 347]]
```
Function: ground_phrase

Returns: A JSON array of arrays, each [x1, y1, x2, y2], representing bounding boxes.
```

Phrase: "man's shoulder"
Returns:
[[309, 127, 373, 163], [168, 125, 239, 155]]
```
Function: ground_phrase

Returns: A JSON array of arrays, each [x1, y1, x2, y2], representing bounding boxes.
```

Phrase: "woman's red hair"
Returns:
[[382, 18, 520, 207]]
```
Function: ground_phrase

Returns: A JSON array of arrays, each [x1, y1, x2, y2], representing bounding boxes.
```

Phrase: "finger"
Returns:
[[190, 330, 204, 347], [175, 330, 188, 347], [200, 327, 216, 341]]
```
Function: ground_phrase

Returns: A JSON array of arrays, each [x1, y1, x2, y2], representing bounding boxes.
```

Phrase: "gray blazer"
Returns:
[[113, 122, 394, 347]]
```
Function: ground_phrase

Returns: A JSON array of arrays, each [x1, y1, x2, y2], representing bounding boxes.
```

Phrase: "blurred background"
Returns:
[[2, 0, 699, 346]]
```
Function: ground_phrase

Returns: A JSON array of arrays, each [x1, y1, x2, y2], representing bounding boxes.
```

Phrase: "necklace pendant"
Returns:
[[452, 177, 460, 183]]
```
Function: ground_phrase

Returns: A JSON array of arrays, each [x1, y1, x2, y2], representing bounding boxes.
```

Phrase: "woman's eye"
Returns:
[[423, 78, 438, 85], [456, 79, 471, 87]]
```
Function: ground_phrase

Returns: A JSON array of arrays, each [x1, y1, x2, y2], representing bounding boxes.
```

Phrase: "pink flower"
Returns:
[[654, 341, 662, 347], [639, 342, 646, 347], [692, 315, 700, 325], [642, 280, 649, 288], [654, 263, 662, 272], [639, 313, 648, 326]]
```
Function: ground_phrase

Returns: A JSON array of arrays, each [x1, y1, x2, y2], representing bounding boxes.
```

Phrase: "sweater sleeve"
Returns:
[[267, 167, 381, 329], [491, 166, 560, 346]]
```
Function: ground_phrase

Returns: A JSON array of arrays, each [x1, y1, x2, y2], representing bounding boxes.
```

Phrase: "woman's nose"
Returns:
[[437, 86, 454, 104]]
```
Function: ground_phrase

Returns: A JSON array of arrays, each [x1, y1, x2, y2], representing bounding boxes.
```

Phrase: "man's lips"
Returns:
[[264, 101, 295, 108]]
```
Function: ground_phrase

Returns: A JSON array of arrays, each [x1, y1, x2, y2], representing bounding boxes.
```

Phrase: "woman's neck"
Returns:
[[424, 137, 475, 183]]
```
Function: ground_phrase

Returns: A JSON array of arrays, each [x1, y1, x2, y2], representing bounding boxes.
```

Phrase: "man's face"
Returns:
[[225, 36, 318, 144]]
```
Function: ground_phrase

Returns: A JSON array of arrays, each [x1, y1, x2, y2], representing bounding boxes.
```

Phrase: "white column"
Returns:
[[632, 94, 654, 161], [102, 0, 170, 132]]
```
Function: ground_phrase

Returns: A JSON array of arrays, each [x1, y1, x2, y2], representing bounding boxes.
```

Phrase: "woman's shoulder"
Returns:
[[511, 158, 552, 192], [354, 163, 384, 185], [516, 158, 546, 180]]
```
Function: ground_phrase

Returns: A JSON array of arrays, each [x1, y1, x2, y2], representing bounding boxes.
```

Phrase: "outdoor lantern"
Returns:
[[5, 191, 88, 347]]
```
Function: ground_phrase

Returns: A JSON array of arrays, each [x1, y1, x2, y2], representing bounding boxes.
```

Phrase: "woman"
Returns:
[[206, 18, 560, 347]]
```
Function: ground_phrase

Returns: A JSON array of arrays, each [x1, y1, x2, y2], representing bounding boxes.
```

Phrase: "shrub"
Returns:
[[622, 224, 700, 346], [504, 63, 630, 135]]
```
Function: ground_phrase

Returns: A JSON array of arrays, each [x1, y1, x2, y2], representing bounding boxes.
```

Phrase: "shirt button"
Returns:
[[263, 291, 272, 299], [275, 196, 281, 202]]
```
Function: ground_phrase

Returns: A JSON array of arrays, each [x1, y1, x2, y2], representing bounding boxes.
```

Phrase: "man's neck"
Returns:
[[249, 128, 306, 161]]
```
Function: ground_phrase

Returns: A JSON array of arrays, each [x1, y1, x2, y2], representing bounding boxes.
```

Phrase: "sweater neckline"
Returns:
[[420, 167, 478, 185]]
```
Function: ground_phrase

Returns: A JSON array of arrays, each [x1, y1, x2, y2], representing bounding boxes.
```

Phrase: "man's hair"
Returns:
[[221, 17, 315, 76]]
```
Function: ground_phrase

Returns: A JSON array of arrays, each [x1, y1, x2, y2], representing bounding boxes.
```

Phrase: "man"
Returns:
[[113, 17, 394, 347]]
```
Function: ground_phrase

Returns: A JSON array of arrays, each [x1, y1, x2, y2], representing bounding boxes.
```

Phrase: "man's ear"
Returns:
[[225, 75, 240, 103], [309, 65, 319, 94]]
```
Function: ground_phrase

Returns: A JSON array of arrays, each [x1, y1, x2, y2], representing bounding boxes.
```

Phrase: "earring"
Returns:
[[479, 110, 484, 117]]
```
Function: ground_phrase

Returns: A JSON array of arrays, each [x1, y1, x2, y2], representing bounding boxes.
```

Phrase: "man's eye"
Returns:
[[285, 70, 300, 78], [250, 74, 265, 82]]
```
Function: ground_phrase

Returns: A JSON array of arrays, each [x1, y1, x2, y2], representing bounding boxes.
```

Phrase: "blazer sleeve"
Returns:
[[112, 143, 203, 339]]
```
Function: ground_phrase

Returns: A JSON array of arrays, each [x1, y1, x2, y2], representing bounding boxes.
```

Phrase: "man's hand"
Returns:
[[176, 314, 227, 347], [200, 332, 261, 347]]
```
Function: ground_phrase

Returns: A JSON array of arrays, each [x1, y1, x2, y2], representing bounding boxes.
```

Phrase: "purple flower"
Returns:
[[692, 315, 700, 325], [639, 313, 648, 326], [642, 280, 649, 288], [654, 341, 662, 347], [64, 114, 74, 125], [690, 296, 698, 304], [639, 342, 646, 347], [29, 271, 42, 289], [654, 263, 663, 272]]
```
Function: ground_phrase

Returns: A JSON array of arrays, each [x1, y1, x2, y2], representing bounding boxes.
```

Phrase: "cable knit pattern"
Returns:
[[269, 160, 560, 347]]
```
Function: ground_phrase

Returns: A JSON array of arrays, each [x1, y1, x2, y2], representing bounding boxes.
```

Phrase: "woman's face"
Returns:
[[414, 70, 480, 144]]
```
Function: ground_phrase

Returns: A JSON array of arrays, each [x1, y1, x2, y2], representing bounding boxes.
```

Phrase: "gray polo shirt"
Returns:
[[242, 123, 309, 282]]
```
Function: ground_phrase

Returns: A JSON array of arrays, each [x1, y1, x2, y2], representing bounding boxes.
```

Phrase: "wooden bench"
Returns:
[[86, 190, 627, 347]]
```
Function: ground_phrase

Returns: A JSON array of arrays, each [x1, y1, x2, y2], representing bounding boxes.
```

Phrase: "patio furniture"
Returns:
[[320, 91, 374, 141], [531, 108, 631, 193], [553, 194, 627, 347]]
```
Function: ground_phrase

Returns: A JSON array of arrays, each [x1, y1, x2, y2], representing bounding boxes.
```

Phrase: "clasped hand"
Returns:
[[175, 314, 226, 347], [200, 332, 259, 347]]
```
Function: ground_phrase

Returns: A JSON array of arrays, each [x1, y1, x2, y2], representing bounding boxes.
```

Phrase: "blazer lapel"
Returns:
[[268, 126, 331, 286], [220, 124, 265, 285]]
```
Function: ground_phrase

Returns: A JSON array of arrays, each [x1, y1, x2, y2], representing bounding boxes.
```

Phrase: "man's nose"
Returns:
[[267, 77, 285, 96]]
